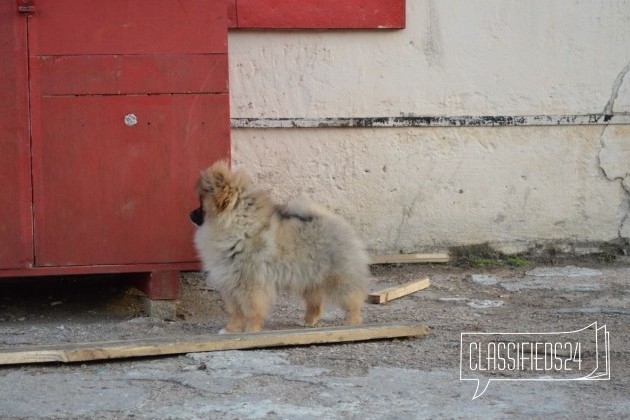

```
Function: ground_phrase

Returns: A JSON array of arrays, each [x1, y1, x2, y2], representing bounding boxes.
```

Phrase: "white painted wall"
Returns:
[[227, 0, 630, 254]]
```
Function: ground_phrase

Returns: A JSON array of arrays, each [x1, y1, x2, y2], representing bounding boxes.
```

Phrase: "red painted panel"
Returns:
[[0, 262, 200, 278], [235, 0, 405, 29], [228, 0, 238, 28], [37, 54, 229, 96], [29, 0, 227, 55], [131, 271, 180, 300], [0, 5, 33, 269], [32, 94, 230, 266]]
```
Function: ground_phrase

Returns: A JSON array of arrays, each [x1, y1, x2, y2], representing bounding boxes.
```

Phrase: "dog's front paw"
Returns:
[[218, 327, 241, 334]]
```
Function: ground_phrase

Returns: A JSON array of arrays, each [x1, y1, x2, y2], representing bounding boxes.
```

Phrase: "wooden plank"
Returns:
[[0, 323, 429, 366], [371, 253, 450, 264], [368, 278, 431, 304]]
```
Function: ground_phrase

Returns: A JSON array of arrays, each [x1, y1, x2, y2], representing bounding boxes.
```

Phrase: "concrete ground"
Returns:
[[0, 258, 629, 419]]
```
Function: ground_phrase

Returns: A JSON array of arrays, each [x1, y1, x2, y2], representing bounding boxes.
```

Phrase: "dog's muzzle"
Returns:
[[189, 206, 205, 226]]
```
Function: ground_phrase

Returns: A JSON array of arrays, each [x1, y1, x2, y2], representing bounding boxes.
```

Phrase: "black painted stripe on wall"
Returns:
[[232, 114, 630, 128]]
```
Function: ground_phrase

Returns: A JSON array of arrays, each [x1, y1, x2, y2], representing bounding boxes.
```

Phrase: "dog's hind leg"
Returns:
[[325, 273, 365, 325], [339, 287, 365, 325], [303, 287, 325, 327]]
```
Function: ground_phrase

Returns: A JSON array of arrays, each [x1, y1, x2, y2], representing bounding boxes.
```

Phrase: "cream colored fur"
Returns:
[[193, 161, 370, 333]]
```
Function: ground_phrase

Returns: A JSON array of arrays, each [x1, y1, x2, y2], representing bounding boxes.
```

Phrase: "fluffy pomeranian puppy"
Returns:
[[191, 161, 370, 333]]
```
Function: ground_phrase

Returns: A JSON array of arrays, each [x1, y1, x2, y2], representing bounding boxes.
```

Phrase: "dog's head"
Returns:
[[190, 160, 252, 226]]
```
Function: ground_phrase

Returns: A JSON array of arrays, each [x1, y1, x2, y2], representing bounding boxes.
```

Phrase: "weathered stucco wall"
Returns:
[[227, 0, 630, 254]]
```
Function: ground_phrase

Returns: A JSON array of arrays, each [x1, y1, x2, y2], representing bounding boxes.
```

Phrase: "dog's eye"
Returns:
[[244, 200, 254, 209]]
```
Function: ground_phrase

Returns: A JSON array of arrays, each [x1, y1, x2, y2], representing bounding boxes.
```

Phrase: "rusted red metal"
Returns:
[[231, 0, 405, 29], [1, 0, 230, 300]]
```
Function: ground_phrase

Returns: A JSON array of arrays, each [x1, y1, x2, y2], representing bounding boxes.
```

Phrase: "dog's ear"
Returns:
[[196, 161, 236, 212], [214, 183, 235, 212], [196, 161, 230, 194]]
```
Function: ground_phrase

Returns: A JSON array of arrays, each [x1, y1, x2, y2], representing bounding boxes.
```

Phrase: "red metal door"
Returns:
[[0, 2, 32, 269], [28, 0, 230, 266]]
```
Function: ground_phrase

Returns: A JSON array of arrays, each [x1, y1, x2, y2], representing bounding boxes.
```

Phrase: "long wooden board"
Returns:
[[369, 278, 431, 304], [0, 323, 429, 366], [371, 253, 450, 264]]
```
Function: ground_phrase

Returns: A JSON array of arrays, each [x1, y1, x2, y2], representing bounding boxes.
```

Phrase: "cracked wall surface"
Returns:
[[228, 1, 630, 253], [599, 125, 630, 243], [599, 59, 630, 245]]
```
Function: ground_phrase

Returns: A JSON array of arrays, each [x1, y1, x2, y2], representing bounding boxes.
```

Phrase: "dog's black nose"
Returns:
[[190, 207, 205, 226]]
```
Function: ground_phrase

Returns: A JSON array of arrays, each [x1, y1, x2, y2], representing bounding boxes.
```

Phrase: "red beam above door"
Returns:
[[228, 0, 405, 29]]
